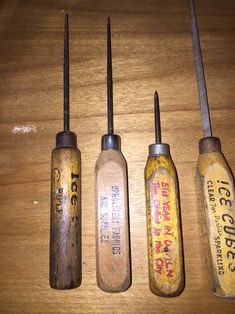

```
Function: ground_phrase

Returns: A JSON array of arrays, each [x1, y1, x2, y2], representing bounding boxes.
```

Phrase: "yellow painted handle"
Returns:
[[145, 155, 184, 297], [198, 150, 235, 298], [95, 149, 131, 292], [50, 147, 81, 289]]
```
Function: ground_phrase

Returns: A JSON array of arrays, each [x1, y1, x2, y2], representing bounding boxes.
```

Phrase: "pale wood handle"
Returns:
[[145, 155, 184, 297], [95, 149, 131, 292], [198, 151, 235, 298]]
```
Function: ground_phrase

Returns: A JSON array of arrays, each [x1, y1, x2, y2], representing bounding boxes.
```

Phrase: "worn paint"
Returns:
[[50, 147, 81, 290], [145, 155, 184, 297], [198, 151, 235, 298]]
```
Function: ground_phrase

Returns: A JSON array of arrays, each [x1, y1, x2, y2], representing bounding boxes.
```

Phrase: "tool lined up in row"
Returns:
[[49, 0, 235, 298], [190, 0, 235, 298], [145, 92, 184, 297], [50, 14, 81, 290], [95, 17, 131, 292]]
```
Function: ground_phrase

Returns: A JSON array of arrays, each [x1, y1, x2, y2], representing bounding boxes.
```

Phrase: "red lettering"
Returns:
[[164, 214, 170, 222], [163, 201, 170, 221], [152, 182, 160, 195], [164, 239, 172, 247], [162, 190, 169, 197], [154, 210, 161, 224], [164, 225, 173, 236], [163, 201, 170, 211], [154, 199, 161, 224], [154, 228, 161, 236], [155, 241, 163, 253], [154, 199, 160, 209], [161, 182, 169, 197], [166, 269, 174, 277], [165, 258, 172, 267], [155, 258, 163, 274], [165, 257, 173, 277]]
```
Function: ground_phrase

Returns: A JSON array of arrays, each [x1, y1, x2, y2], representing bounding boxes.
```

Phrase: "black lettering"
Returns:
[[224, 225, 235, 237], [71, 172, 79, 206], [71, 181, 77, 192], [217, 180, 229, 185], [71, 172, 79, 179], [222, 214, 234, 224], [219, 186, 231, 197], [220, 197, 232, 207], [225, 238, 235, 249], [229, 263, 235, 272], [227, 251, 235, 260], [71, 195, 77, 206]]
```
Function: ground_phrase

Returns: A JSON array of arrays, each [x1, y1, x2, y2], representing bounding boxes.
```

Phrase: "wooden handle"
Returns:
[[145, 155, 184, 297], [50, 147, 81, 289], [95, 149, 131, 292], [198, 150, 235, 298]]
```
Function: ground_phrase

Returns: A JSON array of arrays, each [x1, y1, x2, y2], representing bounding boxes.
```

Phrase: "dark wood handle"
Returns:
[[50, 147, 81, 289]]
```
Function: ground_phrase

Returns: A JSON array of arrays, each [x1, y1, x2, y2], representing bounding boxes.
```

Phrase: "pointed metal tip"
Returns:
[[154, 91, 159, 117], [154, 91, 161, 144], [64, 14, 68, 37], [154, 91, 159, 102], [107, 17, 111, 35], [64, 13, 68, 25]]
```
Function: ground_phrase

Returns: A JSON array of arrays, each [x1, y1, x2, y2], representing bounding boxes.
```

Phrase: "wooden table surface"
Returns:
[[0, 0, 234, 313]]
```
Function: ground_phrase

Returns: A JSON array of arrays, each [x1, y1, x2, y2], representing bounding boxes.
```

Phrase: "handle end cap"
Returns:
[[56, 131, 77, 148], [101, 134, 121, 150], [149, 143, 170, 156], [199, 137, 221, 154]]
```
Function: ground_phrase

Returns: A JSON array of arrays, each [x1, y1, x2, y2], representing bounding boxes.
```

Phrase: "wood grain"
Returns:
[[198, 141, 235, 298], [0, 0, 234, 313], [145, 154, 184, 297], [95, 149, 131, 292], [50, 147, 81, 289]]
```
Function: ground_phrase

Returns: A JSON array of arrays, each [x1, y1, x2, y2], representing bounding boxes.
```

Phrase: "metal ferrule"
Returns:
[[199, 136, 221, 154], [149, 143, 170, 157], [101, 134, 121, 151], [56, 131, 77, 149]]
